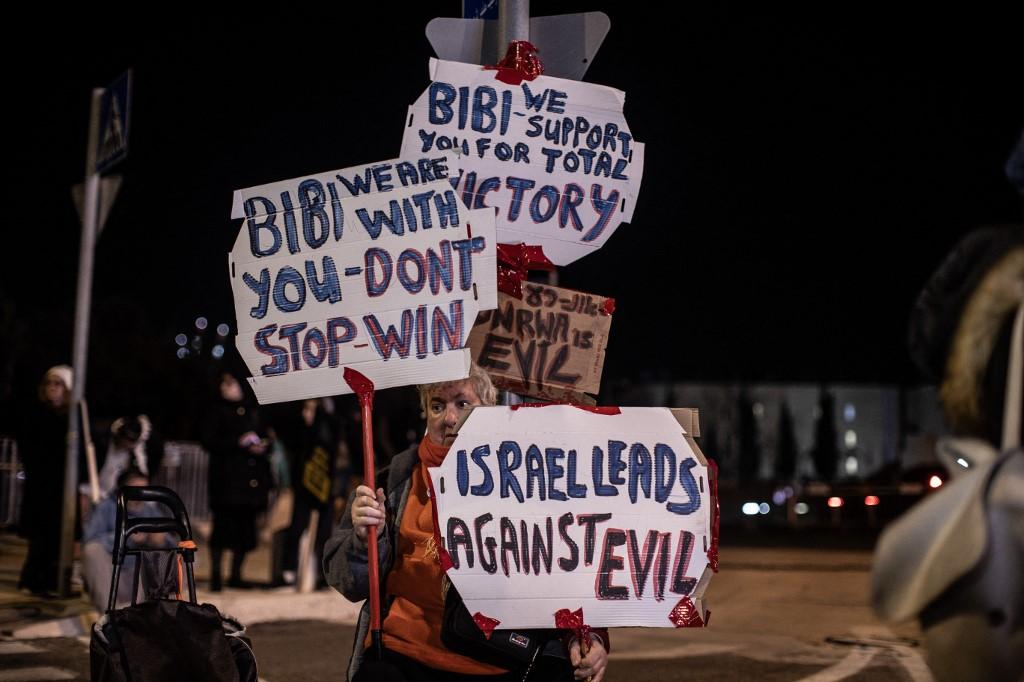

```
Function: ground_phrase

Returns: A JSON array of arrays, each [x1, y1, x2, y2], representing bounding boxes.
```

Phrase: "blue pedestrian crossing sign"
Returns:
[[96, 70, 132, 173]]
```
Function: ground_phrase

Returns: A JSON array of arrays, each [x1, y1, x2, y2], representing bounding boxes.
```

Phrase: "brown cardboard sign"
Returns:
[[469, 282, 612, 401]]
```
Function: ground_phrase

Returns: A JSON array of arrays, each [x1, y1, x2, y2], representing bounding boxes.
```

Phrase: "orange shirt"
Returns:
[[373, 451, 507, 675]]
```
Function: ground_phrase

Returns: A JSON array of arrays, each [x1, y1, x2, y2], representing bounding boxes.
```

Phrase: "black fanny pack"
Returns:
[[440, 584, 556, 672]]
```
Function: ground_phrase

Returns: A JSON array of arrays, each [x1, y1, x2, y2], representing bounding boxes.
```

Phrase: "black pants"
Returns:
[[353, 648, 517, 682], [283, 494, 332, 575], [352, 647, 573, 682]]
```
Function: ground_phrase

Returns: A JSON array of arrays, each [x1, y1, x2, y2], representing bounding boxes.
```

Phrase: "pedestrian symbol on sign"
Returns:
[[95, 70, 131, 173], [99, 98, 126, 166]]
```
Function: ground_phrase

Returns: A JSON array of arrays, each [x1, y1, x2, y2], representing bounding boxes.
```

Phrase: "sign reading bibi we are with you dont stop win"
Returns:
[[401, 59, 645, 266], [229, 154, 497, 404], [429, 406, 716, 630]]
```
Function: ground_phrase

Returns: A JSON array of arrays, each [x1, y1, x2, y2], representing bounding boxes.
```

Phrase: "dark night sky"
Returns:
[[3, 6, 1022, 420]]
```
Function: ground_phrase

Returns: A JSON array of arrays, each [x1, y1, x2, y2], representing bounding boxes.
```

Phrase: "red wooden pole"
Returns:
[[343, 368, 383, 659]]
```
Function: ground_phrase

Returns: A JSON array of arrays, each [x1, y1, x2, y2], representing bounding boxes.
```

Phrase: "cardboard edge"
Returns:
[[690, 565, 714, 626], [669, 408, 701, 438], [690, 564, 714, 603], [230, 189, 244, 220], [452, 404, 477, 436], [686, 433, 708, 468], [483, 378, 599, 406]]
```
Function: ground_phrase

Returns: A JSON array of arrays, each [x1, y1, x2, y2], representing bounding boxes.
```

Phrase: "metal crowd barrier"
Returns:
[[152, 441, 210, 524], [0, 438, 211, 529], [0, 437, 21, 528]]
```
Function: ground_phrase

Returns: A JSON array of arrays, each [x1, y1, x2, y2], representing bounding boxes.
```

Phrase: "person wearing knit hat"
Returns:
[[17, 365, 76, 594], [39, 365, 72, 410]]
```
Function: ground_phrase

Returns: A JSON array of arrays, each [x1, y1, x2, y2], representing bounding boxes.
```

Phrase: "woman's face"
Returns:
[[42, 376, 68, 408], [425, 380, 482, 447], [220, 374, 244, 402]]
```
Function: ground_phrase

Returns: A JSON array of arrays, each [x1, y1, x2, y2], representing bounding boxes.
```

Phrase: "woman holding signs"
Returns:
[[325, 363, 608, 681]]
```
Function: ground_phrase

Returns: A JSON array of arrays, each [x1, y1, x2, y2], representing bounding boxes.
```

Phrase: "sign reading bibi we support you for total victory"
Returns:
[[229, 155, 497, 404], [401, 59, 644, 266], [429, 406, 715, 630]]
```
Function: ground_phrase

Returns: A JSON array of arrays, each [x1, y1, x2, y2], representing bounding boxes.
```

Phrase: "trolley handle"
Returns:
[[108, 485, 200, 612]]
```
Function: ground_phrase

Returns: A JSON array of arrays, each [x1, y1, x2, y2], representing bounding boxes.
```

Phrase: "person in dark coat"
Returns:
[[275, 397, 340, 588], [16, 365, 74, 595], [202, 371, 272, 591]]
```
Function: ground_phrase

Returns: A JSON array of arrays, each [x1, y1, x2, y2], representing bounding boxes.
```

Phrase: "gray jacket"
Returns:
[[324, 445, 418, 681], [324, 444, 583, 681]]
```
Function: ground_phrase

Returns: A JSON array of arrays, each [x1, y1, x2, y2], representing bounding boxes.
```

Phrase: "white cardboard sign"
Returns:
[[229, 155, 497, 403], [401, 59, 645, 266], [429, 406, 714, 630]]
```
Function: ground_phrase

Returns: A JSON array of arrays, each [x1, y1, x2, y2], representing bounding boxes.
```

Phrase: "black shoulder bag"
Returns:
[[441, 583, 557, 675]]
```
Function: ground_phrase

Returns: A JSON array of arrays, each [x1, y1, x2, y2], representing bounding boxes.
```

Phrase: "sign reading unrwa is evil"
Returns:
[[229, 155, 497, 404], [429, 406, 715, 630], [468, 283, 612, 403], [401, 59, 645, 266]]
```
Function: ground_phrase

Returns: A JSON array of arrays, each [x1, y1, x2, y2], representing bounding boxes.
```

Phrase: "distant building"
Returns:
[[605, 380, 948, 482]]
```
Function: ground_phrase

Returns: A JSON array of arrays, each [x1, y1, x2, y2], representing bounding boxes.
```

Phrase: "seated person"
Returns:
[[82, 468, 174, 612]]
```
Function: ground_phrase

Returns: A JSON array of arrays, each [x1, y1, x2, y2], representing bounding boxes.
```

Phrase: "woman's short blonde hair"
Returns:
[[417, 363, 497, 414]]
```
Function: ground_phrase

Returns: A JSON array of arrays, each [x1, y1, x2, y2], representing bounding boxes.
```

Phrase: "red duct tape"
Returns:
[[496, 244, 557, 301], [707, 459, 720, 573], [554, 607, 585, 629], [496, 243, 557, 298], [473, 612, 501, 639], [496, 243, 522, 268], [521, 245, 555, 270], [576, 406, 621, 415], [484, 41, 544, 86], [497, 243, 555, 270], [554, 607, 592, 644], [602, 298, 616, 316], [497, 263, 523, 299], [668, 597, 705, 628]]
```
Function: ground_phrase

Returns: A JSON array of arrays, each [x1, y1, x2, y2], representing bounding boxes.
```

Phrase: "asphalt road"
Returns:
[[0, 546, 931, 681]]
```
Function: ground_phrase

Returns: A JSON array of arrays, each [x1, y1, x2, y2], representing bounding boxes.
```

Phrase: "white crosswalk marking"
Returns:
[[895, 646, 934, 681], [847, 624, 934, 681], [796, 648, 877, 681]]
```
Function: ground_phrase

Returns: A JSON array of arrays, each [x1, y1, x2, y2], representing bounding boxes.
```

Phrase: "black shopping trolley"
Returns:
[[90, 485, 257, 681]]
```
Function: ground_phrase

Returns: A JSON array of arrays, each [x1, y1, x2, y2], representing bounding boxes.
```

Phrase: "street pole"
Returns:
[[496, 0, 559, 289], [59, 87, 104, 595], [497, 0, 529, 45], [497, 0, 532, 409]]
